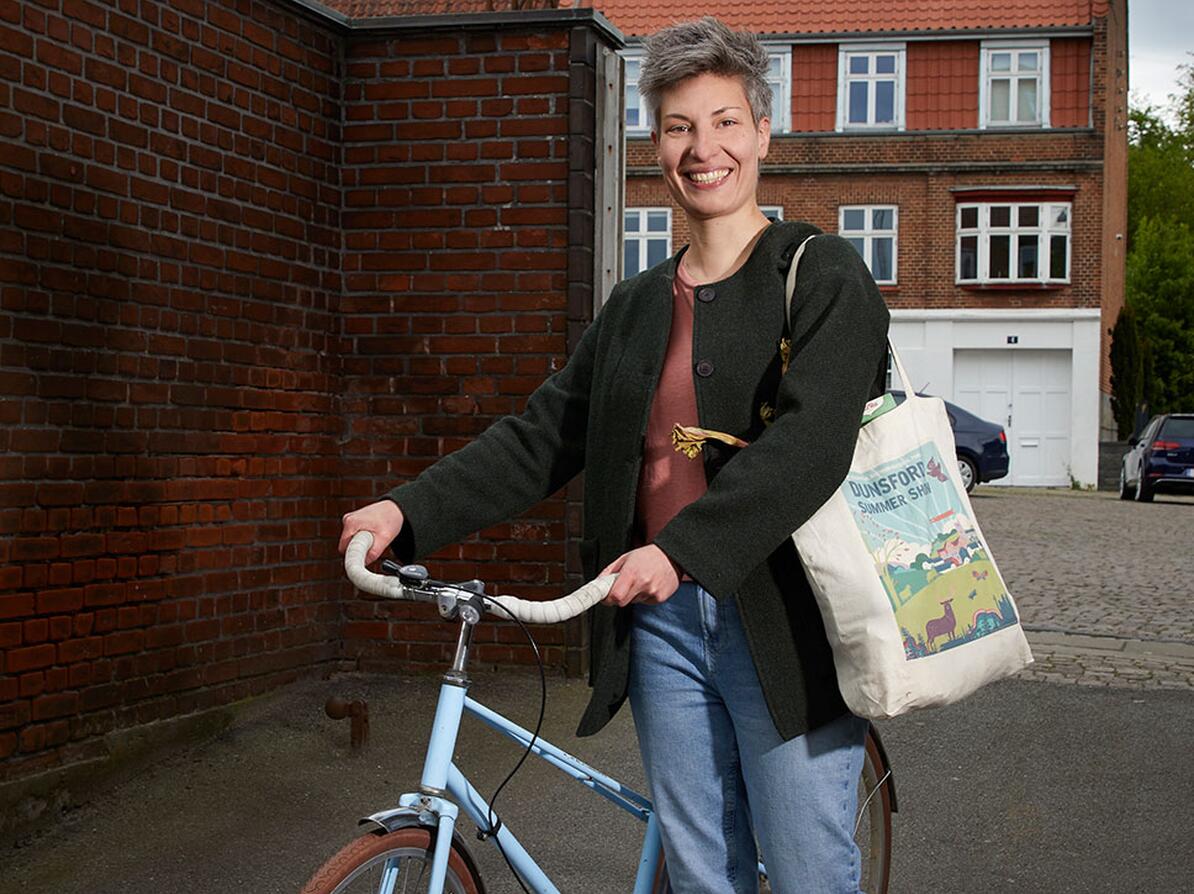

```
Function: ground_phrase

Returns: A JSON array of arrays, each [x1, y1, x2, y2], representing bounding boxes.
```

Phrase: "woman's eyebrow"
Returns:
[[662, 105, 744, 122]]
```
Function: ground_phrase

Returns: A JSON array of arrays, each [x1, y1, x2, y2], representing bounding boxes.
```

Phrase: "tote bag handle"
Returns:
[[784, 234, 916, 397]]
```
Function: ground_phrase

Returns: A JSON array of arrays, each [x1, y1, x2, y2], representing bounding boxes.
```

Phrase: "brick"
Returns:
[[0, 621, 21, 648], [57, 636, 102, 668], [38, 588, 83, 614], [0, 593, 35, 619], [5, 643, 56, 673]]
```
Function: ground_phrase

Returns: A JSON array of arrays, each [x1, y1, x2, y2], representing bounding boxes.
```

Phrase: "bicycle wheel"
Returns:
[[652, 728, 893, 894], [301, 826, 485, 894], [856, 729, 893, 894]]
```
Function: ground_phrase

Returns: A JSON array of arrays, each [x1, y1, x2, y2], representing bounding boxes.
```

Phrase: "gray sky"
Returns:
[[1129, 0, 1192, 117]]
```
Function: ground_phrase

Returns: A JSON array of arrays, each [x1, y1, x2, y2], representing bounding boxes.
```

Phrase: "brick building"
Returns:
[[0, 0, 621, 816], [599, 0, 1128, 488]]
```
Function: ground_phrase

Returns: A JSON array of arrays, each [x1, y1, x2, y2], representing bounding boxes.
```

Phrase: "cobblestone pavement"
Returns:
[[969, 486, 1194, 691]]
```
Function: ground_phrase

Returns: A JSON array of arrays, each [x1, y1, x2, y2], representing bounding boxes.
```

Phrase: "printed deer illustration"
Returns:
[[924, 599, 957, 649]]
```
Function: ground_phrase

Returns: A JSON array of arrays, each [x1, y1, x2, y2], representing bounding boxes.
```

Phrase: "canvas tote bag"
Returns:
[[785, 236, 1034, 719]]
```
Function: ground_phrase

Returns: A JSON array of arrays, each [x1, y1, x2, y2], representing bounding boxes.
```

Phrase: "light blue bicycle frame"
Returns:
[[383, 676, 665, 894]]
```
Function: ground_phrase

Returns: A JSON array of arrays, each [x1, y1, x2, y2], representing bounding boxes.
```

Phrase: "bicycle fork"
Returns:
[[401, 621, 476, 894]]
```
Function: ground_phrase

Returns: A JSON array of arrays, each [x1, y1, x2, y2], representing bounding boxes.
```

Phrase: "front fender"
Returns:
[[359, 807, 487, 892]]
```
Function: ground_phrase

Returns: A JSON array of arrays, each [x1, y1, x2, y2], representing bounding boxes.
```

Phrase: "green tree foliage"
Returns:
[[1125, 216, 1194, 413], [1125, 63, 1194, 415], [1127, 102, 1194, 248], [1109, 305, 1142, 438]]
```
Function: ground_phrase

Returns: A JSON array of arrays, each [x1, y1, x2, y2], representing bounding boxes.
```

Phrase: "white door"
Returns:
[[954, 349, 1072, 487]]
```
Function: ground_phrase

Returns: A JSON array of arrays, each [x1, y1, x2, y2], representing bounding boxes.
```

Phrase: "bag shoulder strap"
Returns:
[[783, 233, 916, 396], [783, 234, 818, 333]]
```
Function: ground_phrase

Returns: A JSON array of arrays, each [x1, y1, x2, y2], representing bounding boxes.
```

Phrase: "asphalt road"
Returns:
[[1, 670, 1191, 893], [3, 487, 1192, 892]]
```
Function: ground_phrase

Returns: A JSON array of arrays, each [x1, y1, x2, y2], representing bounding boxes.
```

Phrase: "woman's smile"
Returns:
[[685, 168, 732, 187]]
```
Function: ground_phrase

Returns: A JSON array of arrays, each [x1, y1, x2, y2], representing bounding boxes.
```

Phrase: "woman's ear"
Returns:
[[757, 116, 772, 160]]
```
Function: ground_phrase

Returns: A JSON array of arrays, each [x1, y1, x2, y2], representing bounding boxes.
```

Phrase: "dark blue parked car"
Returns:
[[891, 391, 1010, 493], [1120, 413, 1194, 502]]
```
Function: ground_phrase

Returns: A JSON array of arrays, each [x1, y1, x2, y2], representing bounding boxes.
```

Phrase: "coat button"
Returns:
[[697, 286, 716, 303], [695, 359, 714, 377]]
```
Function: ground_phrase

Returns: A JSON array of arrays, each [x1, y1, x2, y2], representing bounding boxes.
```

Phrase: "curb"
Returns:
[[1026, 629, 1194, 661]]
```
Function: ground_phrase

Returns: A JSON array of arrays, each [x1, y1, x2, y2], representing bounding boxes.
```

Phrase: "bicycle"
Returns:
[[302, 531, 896, 894]]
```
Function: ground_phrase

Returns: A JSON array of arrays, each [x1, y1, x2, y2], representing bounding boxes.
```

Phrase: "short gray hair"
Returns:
[[638, 17, 771, 130]]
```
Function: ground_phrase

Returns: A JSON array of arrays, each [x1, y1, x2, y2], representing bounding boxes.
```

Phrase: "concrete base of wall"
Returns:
[[1098, 441, 1129, 491], [0, 663, 342, 846]]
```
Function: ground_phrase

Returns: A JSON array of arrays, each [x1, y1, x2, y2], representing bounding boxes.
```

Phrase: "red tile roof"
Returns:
[[588, 1, 1102, 37], [322, 1, 1106, 37]]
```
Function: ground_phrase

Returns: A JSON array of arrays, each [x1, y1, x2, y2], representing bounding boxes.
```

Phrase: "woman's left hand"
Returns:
[[600, 545, 683, 607]]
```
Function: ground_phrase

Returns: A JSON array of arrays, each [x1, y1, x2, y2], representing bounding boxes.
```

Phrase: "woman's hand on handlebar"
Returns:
[[599, 545, 682, 607], [339, 500, 404, 565]]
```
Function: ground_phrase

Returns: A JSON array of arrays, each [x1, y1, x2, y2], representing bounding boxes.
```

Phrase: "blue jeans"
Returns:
[[628, 582, 867, 894]]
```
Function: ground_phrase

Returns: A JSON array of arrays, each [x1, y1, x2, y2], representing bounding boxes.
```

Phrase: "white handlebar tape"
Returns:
[[487, 575, 615, 623], [344, 531, 406, 600], [343, 529, 615, 622]]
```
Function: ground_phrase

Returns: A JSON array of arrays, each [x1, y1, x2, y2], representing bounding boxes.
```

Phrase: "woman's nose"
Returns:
[[687, 126, 718, 160]]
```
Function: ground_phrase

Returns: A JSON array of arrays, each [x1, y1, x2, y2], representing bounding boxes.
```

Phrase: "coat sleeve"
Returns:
[[386, 312, 602, 561], [652, 235, 890, 599]]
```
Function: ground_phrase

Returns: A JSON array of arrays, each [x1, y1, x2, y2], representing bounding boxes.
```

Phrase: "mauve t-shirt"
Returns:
[[634, 259, 708, 553]]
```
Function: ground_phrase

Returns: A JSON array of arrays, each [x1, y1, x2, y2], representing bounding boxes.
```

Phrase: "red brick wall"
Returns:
[[906, 40, 978, 131], [0, 1, 613, 787], [1095, 0, 1128, 401], [0, 0, 344, 781], [336, 26, 587, 673]]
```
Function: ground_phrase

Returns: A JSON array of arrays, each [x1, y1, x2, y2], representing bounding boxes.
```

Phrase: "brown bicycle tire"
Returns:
[[301, 826, 484, 894]]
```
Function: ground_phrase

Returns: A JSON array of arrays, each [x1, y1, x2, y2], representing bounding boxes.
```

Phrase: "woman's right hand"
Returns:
[[339, 500, 405, 565]]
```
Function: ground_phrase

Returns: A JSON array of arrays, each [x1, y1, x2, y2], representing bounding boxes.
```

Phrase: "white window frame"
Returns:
[[623, 207, 672, 277], [839, 205, 898, 284], [760, 205, 784, 220], [622, 50, 650, 135], [836, 43, 906, 131], [955, 201, 1071, 284], [621, 47, 792, 134], [979, 40, 1050, 129], [762, 44, 792, 133]]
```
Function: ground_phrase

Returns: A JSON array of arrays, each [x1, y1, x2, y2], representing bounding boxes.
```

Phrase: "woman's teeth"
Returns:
[[687, 169, 729, 183]]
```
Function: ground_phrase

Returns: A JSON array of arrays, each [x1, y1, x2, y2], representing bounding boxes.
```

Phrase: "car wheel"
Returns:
[[957, 455, 978, 493], [1118, 465, 1134, 500], [1135, 472, 1155, 503]]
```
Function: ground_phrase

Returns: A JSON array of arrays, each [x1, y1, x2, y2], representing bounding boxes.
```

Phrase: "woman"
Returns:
[[339, 17, 889, 893]]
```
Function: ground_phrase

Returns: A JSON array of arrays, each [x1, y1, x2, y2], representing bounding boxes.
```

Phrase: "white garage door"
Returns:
[[954, 349, 1072, 487]]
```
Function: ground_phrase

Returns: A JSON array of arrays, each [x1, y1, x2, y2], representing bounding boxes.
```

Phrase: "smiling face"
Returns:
[[652, 72, 771, 224]]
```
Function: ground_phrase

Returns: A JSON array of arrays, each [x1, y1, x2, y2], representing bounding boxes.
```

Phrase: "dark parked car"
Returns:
[[891, 391, 1010, 492], [1119, 413, 1194, 502]]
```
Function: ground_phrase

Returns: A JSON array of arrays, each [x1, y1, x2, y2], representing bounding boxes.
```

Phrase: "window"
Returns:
[[760, 205, 784, 221], [840, 205, 898, 284], [622, 48, 791, 133], [624, 53, 649, 134], [981, 42, 1049, 127], [956, 202, 1070, 284], [763, 47, 792, 133], [837, 45, 906, 130], [624, 208, 672, 277]]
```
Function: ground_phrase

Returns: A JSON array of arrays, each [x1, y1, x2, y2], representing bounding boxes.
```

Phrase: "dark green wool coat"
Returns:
[[388, 221, 890, 740]]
